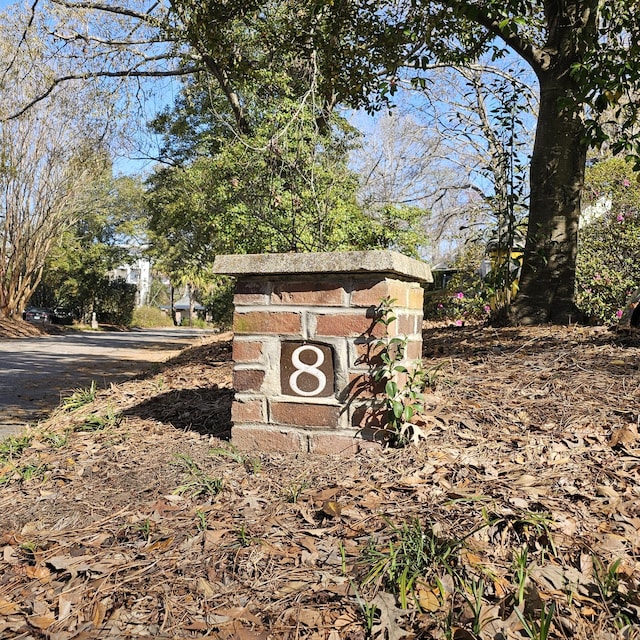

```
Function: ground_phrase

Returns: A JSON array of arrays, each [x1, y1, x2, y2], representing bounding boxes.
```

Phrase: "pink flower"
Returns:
[[454, 319, 463, 326], [623, 179, 631, 187], [484, 305, 491, 313], [437, 303, 444, 309], [455, 292, 465, 299], [617, 213, 625, 222], [616, 309, 624, 319]]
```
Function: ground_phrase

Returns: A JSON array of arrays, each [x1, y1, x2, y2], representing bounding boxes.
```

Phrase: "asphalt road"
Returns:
[[0, 328, 214, 439]]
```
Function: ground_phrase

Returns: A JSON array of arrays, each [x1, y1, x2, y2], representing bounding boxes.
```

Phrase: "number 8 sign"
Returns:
[[281, 342, 334, 398]]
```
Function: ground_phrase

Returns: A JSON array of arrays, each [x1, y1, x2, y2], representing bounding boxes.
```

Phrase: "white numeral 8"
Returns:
[[289, 345, 326, 396]]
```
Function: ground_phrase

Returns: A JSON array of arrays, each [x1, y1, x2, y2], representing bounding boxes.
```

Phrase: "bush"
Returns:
[[425, 286, 490, 325], [181, 317, 209, 328], [132, 305, 174, 328], [201, 277, 235, 328], [95, 277, 137, 326], [576, 158, 640, 325], [424, 245, 492, 325]]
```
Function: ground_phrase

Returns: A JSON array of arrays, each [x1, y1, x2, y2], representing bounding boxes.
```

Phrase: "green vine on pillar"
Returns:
[[372, 296, 433, 446]]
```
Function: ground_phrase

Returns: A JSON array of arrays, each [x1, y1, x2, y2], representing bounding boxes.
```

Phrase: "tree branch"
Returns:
[[50, 0, 164, 25], [439, 0, 547, 73], [4, 65, 203, 121]]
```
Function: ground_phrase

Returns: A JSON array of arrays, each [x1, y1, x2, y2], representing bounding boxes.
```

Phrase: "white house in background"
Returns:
[[110, 257, 152, 307], [580, 196, 612, 228], [160, 294, 205, 325]]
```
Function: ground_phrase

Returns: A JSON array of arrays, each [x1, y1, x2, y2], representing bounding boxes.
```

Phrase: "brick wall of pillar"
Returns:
[[230, 274, 424, 454]]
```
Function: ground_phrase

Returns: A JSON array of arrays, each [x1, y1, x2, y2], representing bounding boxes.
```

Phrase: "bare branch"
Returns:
[[4, 65, 203, 121], [50, 0, 164, 26], [0, 0, 40, 85]]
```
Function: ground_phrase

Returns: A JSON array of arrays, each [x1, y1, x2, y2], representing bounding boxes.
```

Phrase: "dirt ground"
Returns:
[[0, 324, 639, 639], [0, 317, 51, 339]]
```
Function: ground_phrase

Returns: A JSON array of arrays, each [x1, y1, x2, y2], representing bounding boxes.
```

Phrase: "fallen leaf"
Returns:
[[197, 577, 216, 598], [515, 474, 539, 487], [91, 598, 110, 628], [416, 587, 440, 612], [212, 607, 261, 625], [275, 581, 309, 597], [144, 537, 175, 553], [25, 564, 51, 581], [47, 554, 93, 578], [321, 500, 342, 518], [28, 615, 56, 630], [0, 598, 21, 615], [596, 485, 619, 498], [609, 425, 638, 448], [372, 592, 410, 640]]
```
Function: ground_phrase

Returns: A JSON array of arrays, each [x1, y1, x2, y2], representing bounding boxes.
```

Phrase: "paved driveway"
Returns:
[[0, 328, 213, 439]]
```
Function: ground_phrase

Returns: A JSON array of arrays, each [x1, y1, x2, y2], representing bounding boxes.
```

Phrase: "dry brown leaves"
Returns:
[[0, 318, 46, 339], [0, 326, 639, 639]]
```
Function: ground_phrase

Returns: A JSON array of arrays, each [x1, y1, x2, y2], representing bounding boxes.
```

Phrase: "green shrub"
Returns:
[[95, 277, 137, 326], [181, 317, 209, 328], [424, 246, 491, 324], [132, 305, 174, 328], [202, 276, 235, 328], [576, 157, 640, 325]]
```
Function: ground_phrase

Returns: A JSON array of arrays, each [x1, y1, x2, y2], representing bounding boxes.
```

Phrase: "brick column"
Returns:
[[213, 251, 432, 454]]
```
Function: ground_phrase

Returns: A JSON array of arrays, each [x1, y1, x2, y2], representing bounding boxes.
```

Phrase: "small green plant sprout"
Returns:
[[361, 518, 462, 609], [593, 556, 622, 602], [590, 555, 639, 628], [372, 297, 430, 446], [133, 518, 153, 542], [61, 381, 97, 411], [19, 540, 40, 562], [514, 601, 555, 640], [462, 578, 492, 637], [173, 454, 223, 498], [0, 434, 33, 463], [210, 443, 261, 474], [235, 524, 253, 547], [513, 545, 529, 606], [353, 589, 378, 639], [284, 477, 310, 503], [195, 509, 208, 531], [16, 463, 46, 483], [42, 430, 70, 449], [74, 408, 122, 432]]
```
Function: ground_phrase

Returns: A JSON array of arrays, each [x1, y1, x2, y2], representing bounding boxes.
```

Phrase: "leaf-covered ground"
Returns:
[[0, 325, 639, 639]]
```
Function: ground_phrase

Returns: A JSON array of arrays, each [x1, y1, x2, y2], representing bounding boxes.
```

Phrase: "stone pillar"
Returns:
[[212, 251, 433, 454]]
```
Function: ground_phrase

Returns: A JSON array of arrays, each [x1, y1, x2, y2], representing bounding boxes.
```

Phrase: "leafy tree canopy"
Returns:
[[35, 171, 148, 321], [16, 0, 640, 323], [145, 71, 430, 294], [175, 0, 640, 323]]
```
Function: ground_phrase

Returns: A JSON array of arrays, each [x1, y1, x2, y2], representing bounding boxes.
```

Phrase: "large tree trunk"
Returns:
[[512, 72, 587, 324]]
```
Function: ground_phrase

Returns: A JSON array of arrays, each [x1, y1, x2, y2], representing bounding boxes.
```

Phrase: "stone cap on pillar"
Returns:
[[212, 250, 433, 283]]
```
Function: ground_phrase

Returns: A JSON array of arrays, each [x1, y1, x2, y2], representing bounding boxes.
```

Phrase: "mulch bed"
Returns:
[[0, 325, 639, 639]]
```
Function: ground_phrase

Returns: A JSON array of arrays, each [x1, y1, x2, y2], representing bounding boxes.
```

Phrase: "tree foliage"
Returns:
[[576, 157, 640, 325], [174, 0, 640, 324], [10, 0, 640, 324], [0, 6, 126, 318], [145, 72, 430, 289], [35, 172, 147, 323]]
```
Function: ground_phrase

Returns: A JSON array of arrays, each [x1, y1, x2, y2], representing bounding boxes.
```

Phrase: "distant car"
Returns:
[[52, 307, 74, 325], [23, 307, 52, 324]]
